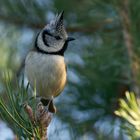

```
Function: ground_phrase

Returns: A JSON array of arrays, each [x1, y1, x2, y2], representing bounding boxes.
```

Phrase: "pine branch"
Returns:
[[0, 73, 53, 140], [115, 91, 140, 139]]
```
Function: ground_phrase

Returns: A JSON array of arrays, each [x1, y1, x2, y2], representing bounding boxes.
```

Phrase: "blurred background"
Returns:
[[0, 0, 140, 139]]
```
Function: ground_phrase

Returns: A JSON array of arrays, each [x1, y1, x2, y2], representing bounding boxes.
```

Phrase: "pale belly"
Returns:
[[25, 52, 67, 98]]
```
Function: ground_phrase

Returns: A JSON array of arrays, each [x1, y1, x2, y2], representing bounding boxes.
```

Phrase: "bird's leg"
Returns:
[[41, 98, 56, 113], [44, 99, 52, 113]]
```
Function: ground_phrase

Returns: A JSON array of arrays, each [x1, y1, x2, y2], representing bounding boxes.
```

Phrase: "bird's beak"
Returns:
[[66, 37, 75, 42]]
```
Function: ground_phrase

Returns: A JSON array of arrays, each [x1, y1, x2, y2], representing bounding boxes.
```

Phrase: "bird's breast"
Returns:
[[25, 52, 67, 98]]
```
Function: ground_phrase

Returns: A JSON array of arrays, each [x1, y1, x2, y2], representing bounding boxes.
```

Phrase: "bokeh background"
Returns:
[[0, 0, 140, 140]]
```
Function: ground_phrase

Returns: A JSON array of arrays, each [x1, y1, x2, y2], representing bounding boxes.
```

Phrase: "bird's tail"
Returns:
[[40, 98, 56, 113]]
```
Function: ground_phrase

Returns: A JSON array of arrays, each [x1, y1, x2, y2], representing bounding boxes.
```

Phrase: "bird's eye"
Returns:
[[54, 36, 62, 40]]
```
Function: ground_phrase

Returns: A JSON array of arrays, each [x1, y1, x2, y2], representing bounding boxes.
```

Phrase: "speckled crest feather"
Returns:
[[54, 11, 68, 39]]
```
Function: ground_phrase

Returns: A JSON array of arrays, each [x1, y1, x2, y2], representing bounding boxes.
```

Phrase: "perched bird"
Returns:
[[25, 11, 75, 113]]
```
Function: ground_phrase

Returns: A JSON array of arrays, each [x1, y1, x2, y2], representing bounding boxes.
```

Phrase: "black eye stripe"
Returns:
[[42, 29, 63, 48], [54, 36, 62, 40], [43, 30, 53, 36], [43, 30, 62, 40]]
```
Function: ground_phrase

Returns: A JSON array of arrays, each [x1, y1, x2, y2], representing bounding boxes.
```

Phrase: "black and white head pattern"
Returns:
[[36, 11, 69, 55]]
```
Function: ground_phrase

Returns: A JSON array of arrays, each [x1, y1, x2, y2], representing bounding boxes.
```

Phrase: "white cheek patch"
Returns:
[[37, 32, 65, 53]]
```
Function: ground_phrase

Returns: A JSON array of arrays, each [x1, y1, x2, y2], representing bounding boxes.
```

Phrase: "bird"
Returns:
[[25, 11, 75, 113]]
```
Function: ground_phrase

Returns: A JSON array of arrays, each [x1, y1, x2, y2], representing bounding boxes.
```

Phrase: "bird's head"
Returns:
[[36, 11, 75, 55]]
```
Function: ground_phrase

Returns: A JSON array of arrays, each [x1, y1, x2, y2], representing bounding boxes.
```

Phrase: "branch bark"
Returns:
[[0, 14, 119, 33], [119, 0, 140, 94]]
